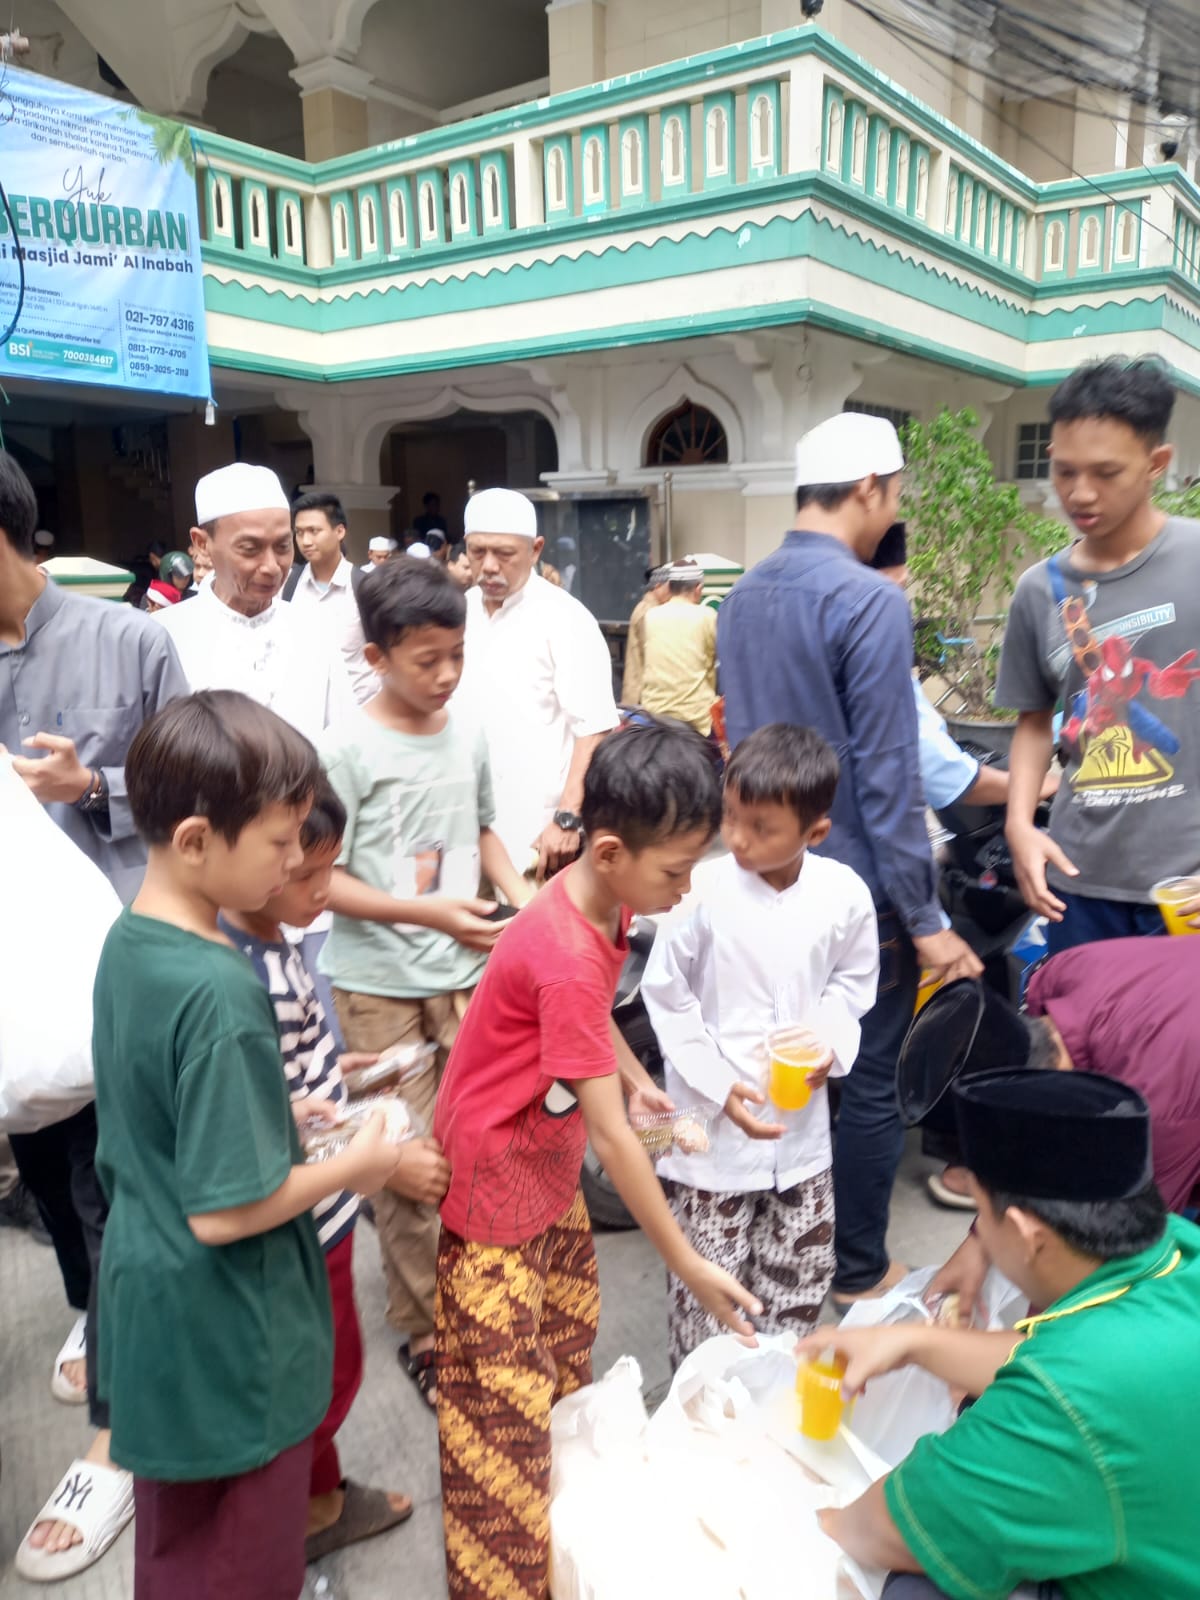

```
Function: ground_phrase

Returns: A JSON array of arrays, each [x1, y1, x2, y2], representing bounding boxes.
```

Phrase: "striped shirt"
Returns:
[[220, 919, 359, 1251]]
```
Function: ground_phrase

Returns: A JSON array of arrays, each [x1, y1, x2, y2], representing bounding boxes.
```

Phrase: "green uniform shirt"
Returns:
[[93, 911, 332, 1481], [319, 709, 494, 999], [886, 1213, 1200, 1600]]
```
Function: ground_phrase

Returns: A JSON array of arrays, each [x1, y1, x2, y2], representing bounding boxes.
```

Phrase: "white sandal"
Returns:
[[50, 1313, 88, 1405], [15, 1458, 134, 1581]]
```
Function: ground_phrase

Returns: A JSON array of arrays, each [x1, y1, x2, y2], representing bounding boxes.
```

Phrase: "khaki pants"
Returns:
[[332, 987, 472, 1340]]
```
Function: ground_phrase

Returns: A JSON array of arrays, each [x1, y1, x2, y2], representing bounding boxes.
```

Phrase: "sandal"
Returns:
[[927, 1170, 979, 1212], [15, 1459, 134, 1581], [305, 1478, 413, 1562], [50, 1313, 88, 1406], [398, 1342, 438, 1411]]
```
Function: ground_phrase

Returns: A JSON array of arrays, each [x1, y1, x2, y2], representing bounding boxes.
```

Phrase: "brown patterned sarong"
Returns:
[[436, 1189, 600, 1600]]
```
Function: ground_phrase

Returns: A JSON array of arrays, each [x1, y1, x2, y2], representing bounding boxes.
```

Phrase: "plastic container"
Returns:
[[1150, 876, 1200, 936], [631, 1108, 715, 1159], [301, 1093, 419, 1162], [340, 1041, 436, 1098], [796, 1354, 850, 1442], [766, 1026, 824, 1112]]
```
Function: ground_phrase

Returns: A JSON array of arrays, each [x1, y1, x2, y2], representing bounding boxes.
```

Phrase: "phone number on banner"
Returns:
[[121, 300, 201, 382]]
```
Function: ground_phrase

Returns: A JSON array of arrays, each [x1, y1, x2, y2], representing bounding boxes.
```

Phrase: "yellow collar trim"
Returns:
[[1014, 1246, 1183, 1340]]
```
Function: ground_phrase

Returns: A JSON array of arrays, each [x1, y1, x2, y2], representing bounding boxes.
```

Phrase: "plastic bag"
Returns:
[[0, 758, 121, 1132]]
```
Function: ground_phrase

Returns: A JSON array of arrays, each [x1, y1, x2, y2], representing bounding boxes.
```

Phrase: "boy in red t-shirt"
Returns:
[[433, 718, 761, 1600]]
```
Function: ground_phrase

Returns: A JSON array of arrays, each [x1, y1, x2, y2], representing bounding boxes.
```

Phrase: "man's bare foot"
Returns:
[[59, 1356, 86, 1394], [927, 1165, 978, 1211], [408, 1332, 436, 1405], [831, 1259, 910, 1309], [29, 1431, 112, 1553], [307, 1485, 412, 1538]]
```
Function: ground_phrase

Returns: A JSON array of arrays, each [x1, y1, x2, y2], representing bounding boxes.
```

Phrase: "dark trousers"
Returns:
[[310, 1231, 364, 1497], [9, 1101, 110, 1428], [884, 1575, 1063, 1599], [133, 1435, 312, 1600], [1044, 891, 1164, 958], [831, 911, 918, 1294]]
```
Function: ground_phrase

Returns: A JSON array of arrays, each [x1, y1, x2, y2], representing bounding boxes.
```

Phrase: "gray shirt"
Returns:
[[996, 518, 1200, 903], [0, 578, 188, 901]]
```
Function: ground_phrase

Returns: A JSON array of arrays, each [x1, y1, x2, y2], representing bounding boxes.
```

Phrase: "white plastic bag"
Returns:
[[0, 757, 121, 1132]]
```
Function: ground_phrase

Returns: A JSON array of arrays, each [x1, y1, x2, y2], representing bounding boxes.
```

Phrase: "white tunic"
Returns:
[[157, 582, 354, 746], [286, 556, 376, 706], [457, 574, 619, 868], [643, 852, 880, 1192]]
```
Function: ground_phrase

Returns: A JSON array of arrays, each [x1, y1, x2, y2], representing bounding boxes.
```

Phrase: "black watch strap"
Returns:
[[553, 809, 583, 833]]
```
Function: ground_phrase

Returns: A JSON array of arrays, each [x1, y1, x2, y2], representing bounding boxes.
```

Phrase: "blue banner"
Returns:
[[0, 68, 210, 400]]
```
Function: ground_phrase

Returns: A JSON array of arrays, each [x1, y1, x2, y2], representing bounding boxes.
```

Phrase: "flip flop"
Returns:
[[398, 1342, 438, 1411], [926, 1171, 979, 1212], [305, 1479, 413, 1563], [50, 1313, 88, 1405], [15, 1459, 134, 1582]]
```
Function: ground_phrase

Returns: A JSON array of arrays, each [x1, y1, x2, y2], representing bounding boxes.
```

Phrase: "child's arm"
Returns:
[[479, 826, 533, 909], [808, 888, 884, 1078], [573, 1073, 761, 1338], [188, 1114, 403, 1247], [326, 866, 502, 954], [607, 1018, 673, 1115]]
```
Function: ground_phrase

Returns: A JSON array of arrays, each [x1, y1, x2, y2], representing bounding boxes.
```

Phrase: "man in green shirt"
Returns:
[[801, 1069, 1200, 1600]]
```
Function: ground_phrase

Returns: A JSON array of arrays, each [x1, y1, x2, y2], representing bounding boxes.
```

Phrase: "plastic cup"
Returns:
[[915, 970, 941, 1014], [1151, 877, 1200, 936], [796, 1355, 849, 1441], [766, 1027, 823, 1111]]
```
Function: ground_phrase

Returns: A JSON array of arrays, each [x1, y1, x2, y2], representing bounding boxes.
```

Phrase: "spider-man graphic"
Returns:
[[1063, 635, 1200, 783]]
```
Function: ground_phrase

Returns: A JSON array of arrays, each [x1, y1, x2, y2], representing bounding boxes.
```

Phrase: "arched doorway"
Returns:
[[381, 408, 558, 541]]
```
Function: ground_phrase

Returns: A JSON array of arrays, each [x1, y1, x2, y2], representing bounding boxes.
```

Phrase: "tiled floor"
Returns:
[[0, 1136, 966, 1599]]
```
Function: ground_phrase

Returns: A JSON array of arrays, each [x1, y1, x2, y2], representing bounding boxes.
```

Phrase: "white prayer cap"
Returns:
[[794, 413, 904, 488], [194, 463, 289, 525], [368, 536, 398, 553], [669, 561, 704, 583], [408, 541, 431, 559], [33, 529, 55, 549], [463, 487, 538, 540]]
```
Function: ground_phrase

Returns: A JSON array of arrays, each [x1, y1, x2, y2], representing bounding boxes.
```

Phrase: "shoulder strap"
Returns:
[[1046, 554, 1069, 608], [282, 564, 302, 601], [350, 563, 366, 594]]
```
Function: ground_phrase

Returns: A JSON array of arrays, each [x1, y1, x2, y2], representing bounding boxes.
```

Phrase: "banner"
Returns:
[[0, 68, 210, 400]]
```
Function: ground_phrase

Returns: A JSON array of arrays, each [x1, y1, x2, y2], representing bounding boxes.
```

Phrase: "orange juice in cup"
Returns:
[[766, 1026, 823, 1111], [796, 1354, 849, 1441], [1151, 877, 1200, 936]]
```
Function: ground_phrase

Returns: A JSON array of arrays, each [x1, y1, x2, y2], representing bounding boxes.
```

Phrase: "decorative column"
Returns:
[[291, 58, 372, 161], [547, 0, 606, 96]]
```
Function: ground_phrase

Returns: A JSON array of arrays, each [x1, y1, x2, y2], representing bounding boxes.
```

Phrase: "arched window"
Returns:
[[484, 165, 502, 226], [451, 173, 469, 232], [850, 113, 866, 185], [1080, 213, 1101, 267], [707, 104, 730, 175], [960, 178, 973, 239], [389, 187, 407, 249], [1117, 209, 1137, 262], [360, 194, 377, 249], [975, 193, 987, 249], [1002, 208, 1013, 261], [825, 99, 842, 172], [213, 179, 226, 233], [752, 94, 774, 167], [645, 400, 729, 467], [249, 191, 263, 243], [914, 152, 928, 218], [283, 200, 297, 252], [584, 135, 604, 204], [334, 201, 349, 256], [622, 127, 643, 193], [895, 140, 909, 208], [988, 201, 1000, 256], [663, 116, 684, 186], [946, 170, 959, 231], [874, 128, 890, 197], [1016, 214, 1027, 269], [547, 145, 566, 211], [420, 180, 437, 239], [1046, 218, 1065, 271]]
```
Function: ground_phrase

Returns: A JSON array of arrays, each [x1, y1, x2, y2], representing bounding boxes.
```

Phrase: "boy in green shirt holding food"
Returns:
[[92, 690, 406, 1600]]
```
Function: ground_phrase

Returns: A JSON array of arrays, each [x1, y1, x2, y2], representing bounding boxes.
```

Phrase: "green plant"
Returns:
[[1155, 480, 1200, 519], [118, 108, 196, 177], [900, 407, 1068, 718]]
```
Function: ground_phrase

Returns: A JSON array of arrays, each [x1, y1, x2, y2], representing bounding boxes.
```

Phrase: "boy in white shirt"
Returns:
[[643, 723, 879, 1364]]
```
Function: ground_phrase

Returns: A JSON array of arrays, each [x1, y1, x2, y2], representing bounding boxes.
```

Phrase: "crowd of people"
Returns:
[[0, 353, 1197, 1600]]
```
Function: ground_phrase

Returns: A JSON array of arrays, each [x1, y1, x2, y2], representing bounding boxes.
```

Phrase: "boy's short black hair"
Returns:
[[356, 554, 466, 649], [1048, 358, 1176, 446], [0, 451, 39, 557], [291, 491, 348, 530], [301, 773, 347, 853], [796, 472, 897, 514], [127, 690, 320, 846], [724, 723, 839, 828], [582, 717, 722, 852], [982, 1180, 1165, 1262]]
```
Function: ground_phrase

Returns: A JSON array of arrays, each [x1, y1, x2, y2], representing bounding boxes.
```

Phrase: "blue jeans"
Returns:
[[1044, 891, 1164, 959], [831, 910, 918, 1294], [884, 1577, 1062, 1599]]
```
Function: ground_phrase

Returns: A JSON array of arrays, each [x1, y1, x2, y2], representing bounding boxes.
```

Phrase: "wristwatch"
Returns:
[[76, 768, 110, 814], [553, 809, 583, 833]]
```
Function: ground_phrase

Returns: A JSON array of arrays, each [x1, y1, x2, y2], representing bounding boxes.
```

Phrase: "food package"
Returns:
[[301, 1093, 418, 1161], [630, 1108, 714, 1159], [341, 1041, 436, 1098]]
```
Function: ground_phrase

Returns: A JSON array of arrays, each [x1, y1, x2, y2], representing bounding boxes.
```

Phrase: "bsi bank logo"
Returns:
[[8, 339, 33, 357]]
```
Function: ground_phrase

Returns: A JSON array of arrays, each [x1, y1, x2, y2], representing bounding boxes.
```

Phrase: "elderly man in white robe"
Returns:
[[457, 488, 619, 879]]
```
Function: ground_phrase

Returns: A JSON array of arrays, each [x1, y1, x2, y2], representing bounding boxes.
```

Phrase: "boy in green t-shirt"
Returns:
[[92, 690, 407, 1600], [321, 556, 527, 1406]]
